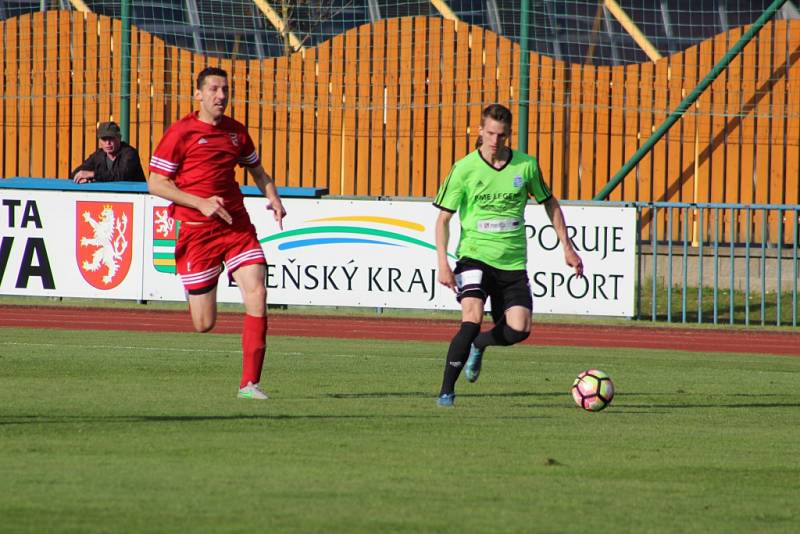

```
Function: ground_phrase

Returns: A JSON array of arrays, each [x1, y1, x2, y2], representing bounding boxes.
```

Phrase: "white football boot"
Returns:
[[237, 382, 269, 400]]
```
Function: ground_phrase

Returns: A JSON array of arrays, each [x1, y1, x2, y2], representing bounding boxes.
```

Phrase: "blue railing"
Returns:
[[598, 201, 799, 327], [0, 177, 328, 198]]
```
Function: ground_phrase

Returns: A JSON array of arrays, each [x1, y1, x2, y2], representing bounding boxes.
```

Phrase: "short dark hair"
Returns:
[[481, 103, 512, 128], [476, 104, 512, 148], [197, 67, 228, 90]]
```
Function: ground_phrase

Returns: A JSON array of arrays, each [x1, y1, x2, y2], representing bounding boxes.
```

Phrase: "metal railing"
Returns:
[[562, 200, 799, 326], [630, 202, 799, 327]]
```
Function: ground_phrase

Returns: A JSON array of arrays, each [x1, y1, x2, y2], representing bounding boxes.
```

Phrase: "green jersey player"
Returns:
[[433, 104, 583, 407]]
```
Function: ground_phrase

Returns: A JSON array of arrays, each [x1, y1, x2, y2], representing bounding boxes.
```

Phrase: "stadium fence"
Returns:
[[615, 200, 799, 326], [0, 4, 798, 250]]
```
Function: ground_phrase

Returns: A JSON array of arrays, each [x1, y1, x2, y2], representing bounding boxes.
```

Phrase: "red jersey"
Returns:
[[150, 111, 260, 226]]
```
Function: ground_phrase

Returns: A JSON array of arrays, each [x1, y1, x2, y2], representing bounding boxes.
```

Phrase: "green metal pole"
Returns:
[[120, 0, 132, 142], [517, 0, 530, 153], [594, 0, 787, 200]]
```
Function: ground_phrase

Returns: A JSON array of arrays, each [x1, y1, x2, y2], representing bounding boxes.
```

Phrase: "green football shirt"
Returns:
[[433, 149, 551, 270]]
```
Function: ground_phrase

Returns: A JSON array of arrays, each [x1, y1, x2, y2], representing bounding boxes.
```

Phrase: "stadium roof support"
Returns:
[[603, 0, 662, 62], [184, 0, 205, 55], [485, 0, 503, 35], [543, 1, 563, 62], [367, 0, 381, 22], [781, 0, 800, 17], [69, 0, 90, 12], [252, 0, 304, 51], [584, 2, 604, 64], [659, 1, 675, 53], [430, 0, 460, 22]]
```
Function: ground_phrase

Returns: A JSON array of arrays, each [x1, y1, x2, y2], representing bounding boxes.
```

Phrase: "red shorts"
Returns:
[[174, 221, 266, 293]]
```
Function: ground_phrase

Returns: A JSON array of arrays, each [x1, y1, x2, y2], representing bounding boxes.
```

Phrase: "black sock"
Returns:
[[439, 321, 480, 395]]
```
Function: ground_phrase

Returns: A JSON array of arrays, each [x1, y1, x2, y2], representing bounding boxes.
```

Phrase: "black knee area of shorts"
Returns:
[[188, 283, 217, 296], [502, 325, 530, 345], [456, 288, 486, 303]]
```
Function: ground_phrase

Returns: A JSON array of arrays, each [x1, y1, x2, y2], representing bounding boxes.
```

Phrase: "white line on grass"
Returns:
[[0, 341, 232, 354], [0, 342, 441, 361]]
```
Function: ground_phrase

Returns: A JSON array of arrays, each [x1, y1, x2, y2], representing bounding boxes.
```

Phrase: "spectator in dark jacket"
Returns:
[[71, 122, 146, 183]]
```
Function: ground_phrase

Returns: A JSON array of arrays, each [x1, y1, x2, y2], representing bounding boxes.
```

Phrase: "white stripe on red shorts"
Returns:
[[225, 248, 266, 272]]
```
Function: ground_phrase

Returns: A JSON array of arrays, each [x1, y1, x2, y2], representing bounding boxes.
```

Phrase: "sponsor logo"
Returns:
[[258, 215, 456, 302], [198, 137, 208, 145], [476, 218, 520, 232], [76, 202, 133, 289], [152, 207, 177, 274], [260, 215, 453, 257]]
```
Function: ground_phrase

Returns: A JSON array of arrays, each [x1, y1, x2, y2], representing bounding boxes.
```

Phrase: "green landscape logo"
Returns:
[[260, 214, 454, 258]]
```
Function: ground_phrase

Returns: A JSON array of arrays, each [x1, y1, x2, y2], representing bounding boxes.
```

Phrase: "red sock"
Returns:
[[241, 314, 267, 388]]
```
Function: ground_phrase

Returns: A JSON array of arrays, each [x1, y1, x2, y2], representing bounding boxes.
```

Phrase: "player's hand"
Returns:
[[566, 249, 584, 277], [267, 198, 286, 230], [199, 196, 232, 224], [438, 265, 457, 293]]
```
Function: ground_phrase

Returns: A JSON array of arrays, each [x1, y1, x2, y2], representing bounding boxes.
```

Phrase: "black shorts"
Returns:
[[453, 257, 533, 323]]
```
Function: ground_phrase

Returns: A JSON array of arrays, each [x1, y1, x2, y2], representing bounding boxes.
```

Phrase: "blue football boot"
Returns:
[[464, 344, 484, 383], [437, 392, 455, 407]]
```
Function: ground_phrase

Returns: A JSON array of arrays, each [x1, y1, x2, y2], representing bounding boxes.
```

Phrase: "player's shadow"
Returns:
[[326, 391, 431, 399], [466, 391, 564, 398], [0, 414, 378, 426], [623, 402, 800, 409], [613, 391, 800, 410], [326, 390, 563, 401]]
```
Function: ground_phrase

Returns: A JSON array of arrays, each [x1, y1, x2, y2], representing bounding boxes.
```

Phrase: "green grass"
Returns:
[[638, 282, 799, 327], [1, 327, 799, 533], [639, 281, 800, 328]]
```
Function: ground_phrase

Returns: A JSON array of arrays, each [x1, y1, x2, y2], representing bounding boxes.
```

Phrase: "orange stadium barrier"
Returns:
[[1, 11, 799, 230]]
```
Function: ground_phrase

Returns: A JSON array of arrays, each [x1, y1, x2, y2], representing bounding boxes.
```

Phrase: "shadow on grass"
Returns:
[[326, 391, 431, 399], [606, 391, 800, 410], [327, 391, 563, 399], [622, 402, 800, 409], [327, 391, 560, 418], [0, 414, 381, 426]]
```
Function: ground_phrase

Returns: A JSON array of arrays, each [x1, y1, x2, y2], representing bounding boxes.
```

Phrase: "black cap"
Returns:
[[97, 121, 121, 139]]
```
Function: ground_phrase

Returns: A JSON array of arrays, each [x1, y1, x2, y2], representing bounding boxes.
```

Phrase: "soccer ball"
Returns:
[[571, 369, 614, 411]]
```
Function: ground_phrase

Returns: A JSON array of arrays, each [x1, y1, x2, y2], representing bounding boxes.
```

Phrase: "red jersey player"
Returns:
[[148, 66, 286, 400]]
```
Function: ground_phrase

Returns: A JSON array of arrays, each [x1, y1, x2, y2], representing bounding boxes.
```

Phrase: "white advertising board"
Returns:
[[143, 198, 635, 316], [0, 191, 146, 299], [1, 192, 635, 316]]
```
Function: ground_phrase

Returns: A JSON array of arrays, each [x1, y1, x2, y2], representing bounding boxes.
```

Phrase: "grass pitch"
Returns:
[[1, 327, 799, 533]]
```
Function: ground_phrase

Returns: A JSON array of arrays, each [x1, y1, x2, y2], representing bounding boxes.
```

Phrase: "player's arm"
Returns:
[[147, 171, 233, 224], [435, 209, 457, 291], [543, 196, 584, 276], [248, 164, 286, 230]]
